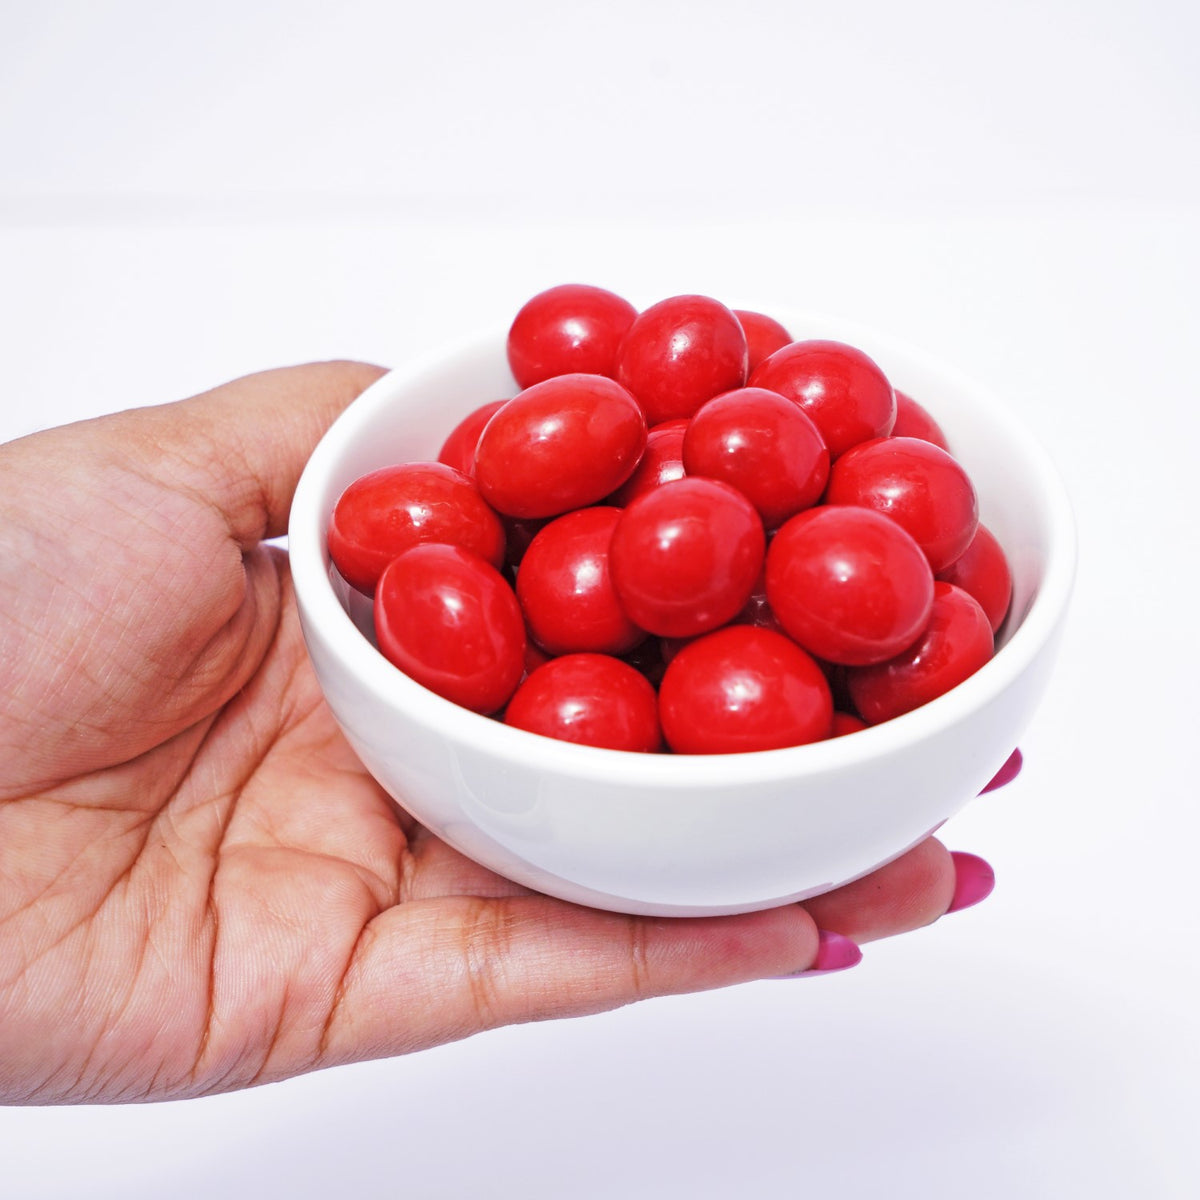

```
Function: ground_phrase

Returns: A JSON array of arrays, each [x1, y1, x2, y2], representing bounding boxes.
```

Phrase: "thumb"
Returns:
[[0, 361, 386, 796], [135, 360, 388, 545]]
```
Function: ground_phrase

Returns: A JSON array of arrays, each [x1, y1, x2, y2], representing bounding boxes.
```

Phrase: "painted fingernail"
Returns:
[[947, 851, 996, 913], [775, 930, 863, 978], [980, 747, 1022, 794]]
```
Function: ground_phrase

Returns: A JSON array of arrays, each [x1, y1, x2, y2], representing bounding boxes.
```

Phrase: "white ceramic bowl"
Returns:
[[288, 312, 1076, 916]]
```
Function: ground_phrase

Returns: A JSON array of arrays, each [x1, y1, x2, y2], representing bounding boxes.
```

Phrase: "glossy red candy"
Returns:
[[504, 653, 662, 751], [523, 640, 552, 676], [937, 523, 1013, 634], [337, 287, 1011, 755], [831, 711, 868, 737], [609, 477, 765, 638], [507, 283, 638, 389], [474, 373, 647, 519], [516, 506, 646, 656], [374, 543, 526, 714], [734, 309, 792, 373], [608, 420, 688, 506], [892, 390, 950, 451], [748, 339, 896, 459], [682, 387, 829, 529], [437, 399, 508, 476], [616, 294, 748, 425], [826, 436, 979, 574], [766, 506, 935, 666], [847, 582, 994, 724], [659, 625, 833, 753], [328, 461, 506, 595]]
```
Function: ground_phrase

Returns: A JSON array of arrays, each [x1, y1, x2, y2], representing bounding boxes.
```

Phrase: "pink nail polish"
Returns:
[[980, 747, 1022, 794], [947, 851, 995, 913], [775, 930, 863, 978]]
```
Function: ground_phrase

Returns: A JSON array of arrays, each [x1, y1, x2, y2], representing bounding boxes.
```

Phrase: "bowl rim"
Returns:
[[288, 312, 1077, 791]]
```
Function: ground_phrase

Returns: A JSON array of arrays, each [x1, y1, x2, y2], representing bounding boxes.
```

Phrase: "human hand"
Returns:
[[0, 362, 991, 1104]]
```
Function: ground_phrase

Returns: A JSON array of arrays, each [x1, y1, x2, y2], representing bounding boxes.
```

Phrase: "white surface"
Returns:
[[2, 2, 1198, 1197]]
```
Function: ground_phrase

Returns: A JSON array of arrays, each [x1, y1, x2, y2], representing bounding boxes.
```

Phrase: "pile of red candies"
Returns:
[[327, 284, 1013, 754]]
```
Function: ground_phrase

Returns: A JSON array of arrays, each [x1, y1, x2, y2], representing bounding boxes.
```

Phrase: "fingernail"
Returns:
[[775, 930, 863, 978], [947, 851, 996, 913], [980, 748, 1022, 794]]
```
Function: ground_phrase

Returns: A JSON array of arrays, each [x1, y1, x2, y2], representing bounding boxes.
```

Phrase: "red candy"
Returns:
[[847, 582, 994, 724], [374, 543, 526, 714], [328, 461, 506, 595], [517, 506, 646, 656], [826, 436, 979, 574], [937, 523, 1013, 634], [831, 711, 868, 737], [748, 339, 896, 459], [505, 654, 662, 752], [437, 399, 507, 477], [523, 640, 552, 676], [329, 286, 1013, 754], [608, 419, 687, 506], [766, 506, 935, 666], [734, 309, 792, 373], [507, 283, 638, 389], [892, 390, 950, 451], [609, 477, 765, 639], [682, 386, 829, 529], [659, 625, 833, 753], [474, 373, 647, 519], [617, 294, 748, 425]]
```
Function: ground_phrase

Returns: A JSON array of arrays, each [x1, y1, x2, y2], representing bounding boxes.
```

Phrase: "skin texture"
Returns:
[[0, 361, 961, 1105]]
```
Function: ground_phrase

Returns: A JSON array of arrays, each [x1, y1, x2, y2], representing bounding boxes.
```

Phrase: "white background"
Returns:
[[2, 1, 1198, 1196]]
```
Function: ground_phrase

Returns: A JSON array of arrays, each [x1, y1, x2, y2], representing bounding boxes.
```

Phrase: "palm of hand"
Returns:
[[0, 367, 535, 1101]]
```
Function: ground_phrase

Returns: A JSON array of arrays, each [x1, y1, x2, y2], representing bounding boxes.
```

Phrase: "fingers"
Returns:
[[0, 362, 383, 794], [316, 896, 821, 1066], [135, 360, 388, 546], [309, 831, 995, 1074], [800, 836, 964, 944]]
